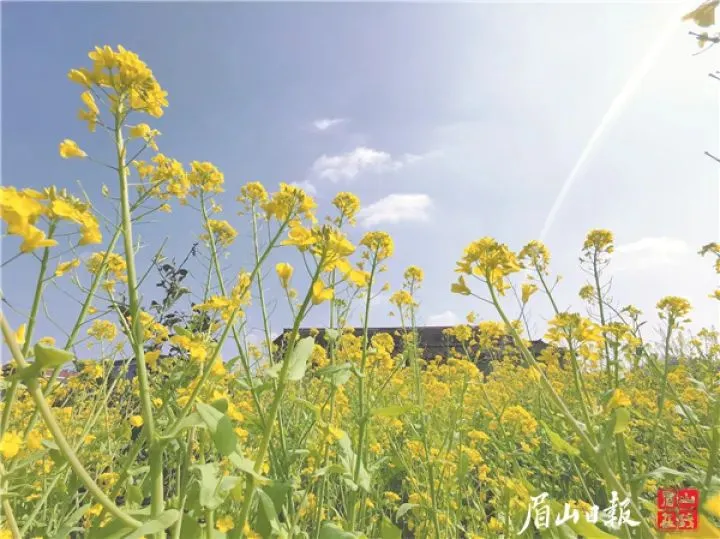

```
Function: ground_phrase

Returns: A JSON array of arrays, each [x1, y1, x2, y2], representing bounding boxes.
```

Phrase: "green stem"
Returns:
[[1, 460, 21, 538], [114, 105, 163, 524], [704, 398, 720, 488], [236, 257, 324, 533], [348, 257, 377, 530], [0, 312, 141, 528], [166, 206, 289, 437], [592, 253, 613, 386], [250, 207, 291, 470], [171, 429, 196, 539], [17, 199, 149, 450], [647, 319, 674, 467], [2, 498, 21, 539], [313, 269, 348, 538], [536, 268, 595, 435], [25, 357, 131, 535], [1, 224, 56, 438], [485, 277, 653, 537], [407, 307, 442, 539]]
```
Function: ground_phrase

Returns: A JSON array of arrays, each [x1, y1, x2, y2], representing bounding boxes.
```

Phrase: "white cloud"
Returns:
[[425, 310, 460, 326], [613, 237, 697, 272], [357, 194, 433, 227], [313, 118, 346, 131], [311, 146, 427, 182], [290, 180, 317, 195]]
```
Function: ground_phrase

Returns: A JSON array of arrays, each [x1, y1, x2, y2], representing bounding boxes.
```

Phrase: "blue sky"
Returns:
[[2, 1, 719, 360]]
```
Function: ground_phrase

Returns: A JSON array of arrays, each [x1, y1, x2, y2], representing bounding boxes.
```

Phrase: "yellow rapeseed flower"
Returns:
[[657, 296, 692, 321], [87, 320, 117, 341], [187, 161, 224, 196], [359, 231, 394, 261], [129, 123, 151, 139], [518, 240, 551, 273], [71, 45, 169, 118], [705, 492, 720, 518], [86, 251, 127, 282], [404, 265, 424, 284], [582, 229, 614, 254], [262, 183, 316, 223], [276, 262, 294, 288], [0, 431, 22, 459], [456, 237, 520, 295], [216, 516, 234, 533], [331, 192, 360, 224], [282, 220, 316, 250], [607, 388, 631, 411], [59, 139, 86, 159], [579, 284, 595, 301], [521, 282, 538, 303], [19, 227, 58, 253], [238, 181, 269, 208], [14, 323, 26, 346], [451, 275, 472, 296], [384, 491, 401, 503], [312, 281, 334, 305], [202, 219, 237, 247], [55, 258, 80, 277]]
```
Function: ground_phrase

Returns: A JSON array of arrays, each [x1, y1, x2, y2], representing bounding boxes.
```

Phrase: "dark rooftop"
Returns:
[[272, 326, 551, 373]]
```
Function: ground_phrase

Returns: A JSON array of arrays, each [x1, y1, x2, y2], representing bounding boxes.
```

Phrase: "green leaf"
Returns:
[[371, 405, 413, 418], [379, 517, 402, 539], [598, 407, 631, 454], [34, 342, 74, 369], [126, 484, 144, 505], [564, 513, 616, 539], [211, 398, 229, 414], [179, 513, 203, 539], [125, 510, 180, 539], [87, 521, 132, 539], [674, 404, 700, 423], [196, 402, 237, 456], [314, 464, 347, 478], [15, 362, 43, 382], [50, 503, 91, 539], [319, 523, 362, 539], [395, 503, 417, 520], [213, 416, 237, 456], [254, 488, 281, 537], [338, 433, 370, 493], [612, 407, 630, 434], [264, 362, 282, 379], [456, 452, 470, 483], [645, 466, 692, 481], [541, 421, 580, 457], [227, 452, 269, 482], [173, 325, 192, 337], [286, 449, 310, 465], [160, 412, 205, 440], [295, 398, 323, 420], [263, 480, 292, 512], [288, 336, 315, 381], [195, 463, 224, 509], [316, 362, 353, 387]]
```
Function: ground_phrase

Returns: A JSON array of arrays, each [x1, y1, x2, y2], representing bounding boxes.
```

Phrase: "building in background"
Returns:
[[272, 326, 554, 374]]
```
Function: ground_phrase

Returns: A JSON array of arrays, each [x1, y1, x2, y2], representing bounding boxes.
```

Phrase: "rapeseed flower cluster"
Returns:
[[2, 40, 720, 539]]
